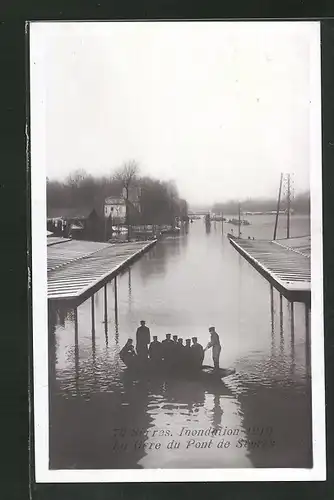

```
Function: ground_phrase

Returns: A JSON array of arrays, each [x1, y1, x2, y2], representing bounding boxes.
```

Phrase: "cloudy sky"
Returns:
[[31, 21, 319, 206]]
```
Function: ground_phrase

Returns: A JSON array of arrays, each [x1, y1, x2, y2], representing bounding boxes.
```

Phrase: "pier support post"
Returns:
[[290, 301, 295, 341], [128, 269, 131, 300], [305, 304, 311, 375], [279, 294, 284, 354], [114, 276, 119, 342], [104, 284, 108, 345], [104, 284, 108, 323], [279, 293, 283, 334], [74, 307, 79, 392], [91, 295, 96, 371], [290, 301, 295, 374], [91, 295, 95, 336], [48, 302, 57, 393], [270, 285, 274, 334], [270, 285, 275, 356]]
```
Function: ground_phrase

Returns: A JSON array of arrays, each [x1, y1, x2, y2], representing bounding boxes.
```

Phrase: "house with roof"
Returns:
[[47, 206, 103, 241], [104, 187, 141, 224], [104, 197, 127, 222]]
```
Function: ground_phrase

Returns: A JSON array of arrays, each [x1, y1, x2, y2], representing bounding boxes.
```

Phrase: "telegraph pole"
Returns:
[[273, 173, 283, 240], [238, 202, 241, 239]]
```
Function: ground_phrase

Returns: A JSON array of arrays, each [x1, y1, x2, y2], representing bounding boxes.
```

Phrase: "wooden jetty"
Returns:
[[47, 239, 157, 303], [228, 235, 310, 304]]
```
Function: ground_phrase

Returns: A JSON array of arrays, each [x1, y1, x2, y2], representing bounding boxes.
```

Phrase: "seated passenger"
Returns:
[[119, 339, 137, 367], [149, 336, 163, 365], [191, 337, 204, 369]]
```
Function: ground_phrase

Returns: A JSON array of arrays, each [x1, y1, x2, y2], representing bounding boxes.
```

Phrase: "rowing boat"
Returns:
[[121, 359, 235, 382]]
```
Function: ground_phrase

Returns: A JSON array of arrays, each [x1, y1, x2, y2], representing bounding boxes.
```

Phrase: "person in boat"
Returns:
[[191, 337, 204, 369], [183, 339, 193, 371], [119, 339, 137, 367], [171, 335, 179, 369], [148, 336, 163, 367], [136, 320, 151, 361], [175, 338, 185, 371], [161, 333, 174, 368], [204, 327, 221, 371]]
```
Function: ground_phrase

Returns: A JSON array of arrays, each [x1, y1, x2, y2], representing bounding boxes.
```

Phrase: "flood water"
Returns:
[[49, 214, 312, 469]]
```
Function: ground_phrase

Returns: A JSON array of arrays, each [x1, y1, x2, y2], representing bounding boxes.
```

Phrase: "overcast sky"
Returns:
[[31, 21, 319, 206]]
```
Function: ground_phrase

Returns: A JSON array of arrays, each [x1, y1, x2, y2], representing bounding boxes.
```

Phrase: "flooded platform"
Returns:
[[48, 239, 157, 302], [47, 236, 72, 246], [229, 236, 310, 304]]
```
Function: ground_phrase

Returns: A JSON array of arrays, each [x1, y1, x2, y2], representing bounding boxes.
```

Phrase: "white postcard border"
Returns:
[[30, 20, 326, 482]]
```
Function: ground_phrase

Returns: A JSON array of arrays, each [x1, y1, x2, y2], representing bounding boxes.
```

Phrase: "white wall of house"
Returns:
[[104, 203, 126, 219]]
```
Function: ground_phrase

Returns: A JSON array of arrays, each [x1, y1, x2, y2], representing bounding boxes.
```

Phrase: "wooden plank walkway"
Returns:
[[48, 240, 156, 301], [47, 236, 72, 246], [228, 236, 311, 303], [273, 236, 311, 258], [47, 239, 111, 272]]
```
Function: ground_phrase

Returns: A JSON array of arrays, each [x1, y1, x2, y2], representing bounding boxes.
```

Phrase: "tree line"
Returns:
[[211, 191, 310, 215], [47, 161, 189, 225]]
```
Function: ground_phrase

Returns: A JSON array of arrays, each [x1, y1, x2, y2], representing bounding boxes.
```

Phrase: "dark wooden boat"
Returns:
[[121, 359, 235, 382]]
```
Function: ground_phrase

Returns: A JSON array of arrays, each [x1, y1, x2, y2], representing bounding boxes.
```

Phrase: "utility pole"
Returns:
[[286, 173, 291, 239], [238, 202, 241, 239], [273, 173, 283, 240]]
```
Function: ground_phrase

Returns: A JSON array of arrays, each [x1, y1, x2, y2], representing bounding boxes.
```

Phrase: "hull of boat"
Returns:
[[121, 361, 235, 382]]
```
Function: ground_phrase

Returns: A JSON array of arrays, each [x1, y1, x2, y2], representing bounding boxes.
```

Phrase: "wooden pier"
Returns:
[[228, 235, 310, 304], [47, 239, 157, 303]]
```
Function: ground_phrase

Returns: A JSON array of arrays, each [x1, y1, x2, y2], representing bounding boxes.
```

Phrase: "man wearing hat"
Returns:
[[191, 337, 204, 370], [204, 326, 221, 371], [136, 320, 151, 361]]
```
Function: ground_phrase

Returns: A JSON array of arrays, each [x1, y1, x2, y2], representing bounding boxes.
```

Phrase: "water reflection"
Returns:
[[49, 215, 312, 469], [139, 242, 168, 282], [211, 394, 224, 430]]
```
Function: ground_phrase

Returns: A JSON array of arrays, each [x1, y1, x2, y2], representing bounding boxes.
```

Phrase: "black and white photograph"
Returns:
[[30, 21, 325, 481]]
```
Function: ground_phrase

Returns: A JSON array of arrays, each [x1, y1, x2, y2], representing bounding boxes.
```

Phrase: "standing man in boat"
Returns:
[[204, 327, 221, 371], [176, 338, 185, 372], [171, 335, 179, 369], [184, 339, 193, 372], [162, 333, 174, 369], [149, 335, 163, 367], [191, 337, 204, 370], [136, 320, 151, 362]]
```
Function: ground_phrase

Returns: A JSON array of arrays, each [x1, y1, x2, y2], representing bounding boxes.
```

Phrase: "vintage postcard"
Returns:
[[30, 20, 325, 482]]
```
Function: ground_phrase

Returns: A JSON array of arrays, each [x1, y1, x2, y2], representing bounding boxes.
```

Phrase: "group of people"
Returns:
[[119, 320, 221, 373]]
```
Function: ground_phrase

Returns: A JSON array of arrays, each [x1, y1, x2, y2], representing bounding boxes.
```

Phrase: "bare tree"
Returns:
[[66, 168, 87, 188], [113, 160, 140, 240]]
